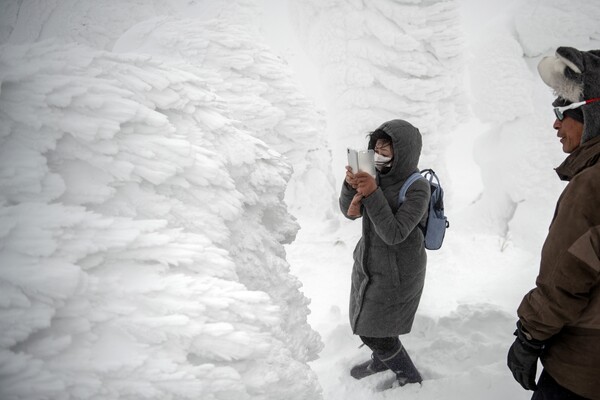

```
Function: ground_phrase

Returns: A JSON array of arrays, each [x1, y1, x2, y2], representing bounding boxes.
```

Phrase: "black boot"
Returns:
[[350, 353, 389, 379], [377, 345, 423, 386]]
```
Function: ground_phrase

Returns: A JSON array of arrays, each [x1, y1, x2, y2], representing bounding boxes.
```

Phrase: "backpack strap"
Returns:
[[421, 168, 440, 187], [398, 172, 423, 205]]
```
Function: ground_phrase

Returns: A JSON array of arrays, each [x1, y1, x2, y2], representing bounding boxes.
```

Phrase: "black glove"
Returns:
[[507, 321, 545, 391]]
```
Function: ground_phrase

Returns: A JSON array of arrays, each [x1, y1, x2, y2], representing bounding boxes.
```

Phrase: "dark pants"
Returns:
[[360, 335, 400, 355], [532, 370, 590, 400]]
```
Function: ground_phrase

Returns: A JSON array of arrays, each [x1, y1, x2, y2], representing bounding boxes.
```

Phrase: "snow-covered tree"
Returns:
[[113, 17, 336, 220], [0, 38, 322, 399], [0, 0, 337, 221], [0, 0, 257, 49], [0, 2, 339, 397], [289, 0, 467, 171], [463, 0, 600, 245]]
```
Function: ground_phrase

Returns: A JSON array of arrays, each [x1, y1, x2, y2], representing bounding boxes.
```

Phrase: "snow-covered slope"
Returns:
[[0, 39, 321, 399]]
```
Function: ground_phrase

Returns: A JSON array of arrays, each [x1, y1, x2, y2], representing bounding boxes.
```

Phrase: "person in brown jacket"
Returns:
[[507, 46, 600, 400]]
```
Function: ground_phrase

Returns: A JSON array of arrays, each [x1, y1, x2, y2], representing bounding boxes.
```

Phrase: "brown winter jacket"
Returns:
[[518, 135, 600, 400]]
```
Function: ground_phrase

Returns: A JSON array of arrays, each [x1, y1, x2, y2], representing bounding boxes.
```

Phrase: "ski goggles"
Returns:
[[554, 98, 600, 121]]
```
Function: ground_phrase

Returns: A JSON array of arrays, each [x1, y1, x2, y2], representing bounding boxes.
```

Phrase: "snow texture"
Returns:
[[112, 17, 336, 219], [0, 36, 321, 400], [2, 0, 600, 399], [289, 0, 468, 173]]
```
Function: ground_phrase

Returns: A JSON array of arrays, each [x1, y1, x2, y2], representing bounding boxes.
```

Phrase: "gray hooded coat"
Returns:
[[339, 120, 430, 337]]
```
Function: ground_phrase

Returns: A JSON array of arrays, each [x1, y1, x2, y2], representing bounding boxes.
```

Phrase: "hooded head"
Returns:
[[538, 46, 600, 143], [368, 119, 422, 182]]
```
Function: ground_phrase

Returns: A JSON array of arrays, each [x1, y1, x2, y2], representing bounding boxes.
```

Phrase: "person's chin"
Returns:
[[562, 144, 575, 154]]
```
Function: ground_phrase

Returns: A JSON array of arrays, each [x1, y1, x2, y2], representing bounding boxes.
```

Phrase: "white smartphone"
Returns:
[[347, 148, 359, 173], [347, 148, 375, 177], [357, 149, 376, 177]]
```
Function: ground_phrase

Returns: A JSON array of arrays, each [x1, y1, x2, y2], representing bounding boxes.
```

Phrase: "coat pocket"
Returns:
[[388, 245, 425, 283], [387, 249, 401, 287]]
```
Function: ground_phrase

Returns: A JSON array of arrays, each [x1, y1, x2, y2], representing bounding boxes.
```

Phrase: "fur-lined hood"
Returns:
[[538, 46, 600, 143]]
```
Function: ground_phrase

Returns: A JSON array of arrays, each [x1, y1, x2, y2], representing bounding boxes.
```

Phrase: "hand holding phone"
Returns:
[[345, 165, 358, 188], [354, 172, 377, 197]]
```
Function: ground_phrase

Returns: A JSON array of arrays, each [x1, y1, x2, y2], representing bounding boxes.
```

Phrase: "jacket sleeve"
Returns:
[[360, 179, 429, 245], [518, 181, 600, 340], [339, 180, 360, 220]]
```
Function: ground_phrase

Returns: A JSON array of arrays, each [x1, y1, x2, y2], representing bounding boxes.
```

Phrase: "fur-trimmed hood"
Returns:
[[538, 46, 600, 143]]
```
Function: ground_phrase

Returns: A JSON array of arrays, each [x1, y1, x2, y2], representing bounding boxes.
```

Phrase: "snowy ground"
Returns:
[[287, 167, 539, 400]]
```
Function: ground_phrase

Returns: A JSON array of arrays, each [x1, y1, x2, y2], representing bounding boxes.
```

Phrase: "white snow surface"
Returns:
[[1, 0, 600, 399]]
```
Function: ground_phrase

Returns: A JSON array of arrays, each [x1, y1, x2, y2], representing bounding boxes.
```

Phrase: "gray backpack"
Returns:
[[398, 169, 449, 250]]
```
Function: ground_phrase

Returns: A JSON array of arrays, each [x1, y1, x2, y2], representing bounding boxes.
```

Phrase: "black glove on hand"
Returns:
[[507, 321, 545, 391]]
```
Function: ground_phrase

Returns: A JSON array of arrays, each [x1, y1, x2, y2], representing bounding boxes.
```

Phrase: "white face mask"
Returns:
[[374, 153, 393, 170]]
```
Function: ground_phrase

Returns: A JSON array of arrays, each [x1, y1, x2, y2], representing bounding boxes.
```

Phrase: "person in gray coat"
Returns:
[[340, 119, 430, 386]]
